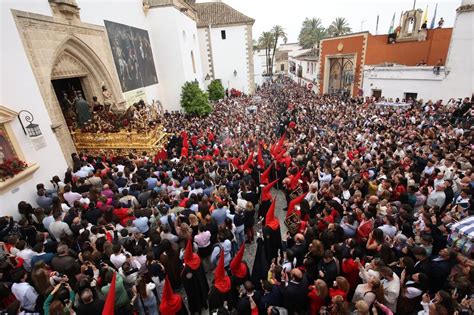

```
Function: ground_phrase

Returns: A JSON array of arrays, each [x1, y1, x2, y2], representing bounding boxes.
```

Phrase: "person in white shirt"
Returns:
[[110, 244, 127, 269], [48, 212, 73, 241], [378, 215, 398, 238], [379, 266, 400, 313], [62, 184, 81, 207], [11, 268, 39, 313], [15, 240, 36, 272]]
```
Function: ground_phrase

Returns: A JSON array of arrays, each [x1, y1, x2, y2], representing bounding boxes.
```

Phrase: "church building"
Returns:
[[0, 0, 254, 216]]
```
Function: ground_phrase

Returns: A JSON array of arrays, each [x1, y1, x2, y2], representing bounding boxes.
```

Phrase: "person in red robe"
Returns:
[[160, 276, 188, 315], [208, 249, 232, 311]]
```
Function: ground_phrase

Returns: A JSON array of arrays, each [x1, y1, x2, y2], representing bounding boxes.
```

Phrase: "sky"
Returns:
[[201, 0, 462, 43]]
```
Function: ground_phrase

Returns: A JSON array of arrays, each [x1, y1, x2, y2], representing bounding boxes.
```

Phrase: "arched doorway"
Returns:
[[48, 36, 121, 162], [328, 56, 354, 97]]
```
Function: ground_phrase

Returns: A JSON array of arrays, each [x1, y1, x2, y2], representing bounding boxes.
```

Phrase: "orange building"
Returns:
[[318, 28, 453, 96]]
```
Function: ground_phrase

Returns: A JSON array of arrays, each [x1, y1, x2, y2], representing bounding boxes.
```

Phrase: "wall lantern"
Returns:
[[18, 110, 42, 137], [233, 70, 237, 77], [205, 73, 211, 81]]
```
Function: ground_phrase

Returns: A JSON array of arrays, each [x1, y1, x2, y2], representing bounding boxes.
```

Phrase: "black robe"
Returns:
[[258, 199, 272, 223], [263, 226, 282, 267], [251, 238, 268, 287], [181, 264, 209, 313], [208, 286, 233, 312]]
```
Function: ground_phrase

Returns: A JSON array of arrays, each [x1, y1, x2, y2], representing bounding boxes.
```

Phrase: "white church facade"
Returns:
[[0, 0, 254, 216]]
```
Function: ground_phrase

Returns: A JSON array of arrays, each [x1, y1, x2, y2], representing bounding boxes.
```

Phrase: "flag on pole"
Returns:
[[376, 15, 379, 35], [388, 13, 396, 34], [102, 272, 116, 315], [430, 3, 438, 29], [423, 5, 429, 23]]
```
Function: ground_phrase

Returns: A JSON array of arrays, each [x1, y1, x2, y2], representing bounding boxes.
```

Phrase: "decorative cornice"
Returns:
[[457, 4, 474, 13]]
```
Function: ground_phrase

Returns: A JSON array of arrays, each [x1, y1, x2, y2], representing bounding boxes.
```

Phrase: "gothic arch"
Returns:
[[50, 35, 121, 103]]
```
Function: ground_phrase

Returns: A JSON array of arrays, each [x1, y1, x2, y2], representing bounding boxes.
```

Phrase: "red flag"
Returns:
[[102, 272, 116, 315], [260, 164, 273, 185], [289, 168, 303, 190], [257, 144, 265, 169], [241, 151, 254, 172], [286, 192, 307, 219]]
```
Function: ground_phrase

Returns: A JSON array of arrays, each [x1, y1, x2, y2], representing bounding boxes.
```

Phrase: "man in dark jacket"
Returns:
[[319, 249, 339, 285], [412, 246, 432, 275], [280, 269, 308, 314], [429, 248, 455, 293], [236, 281, 263, 315]]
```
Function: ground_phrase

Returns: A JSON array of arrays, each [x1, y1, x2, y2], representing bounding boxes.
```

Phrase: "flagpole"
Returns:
[[413, 0, 416, 10]]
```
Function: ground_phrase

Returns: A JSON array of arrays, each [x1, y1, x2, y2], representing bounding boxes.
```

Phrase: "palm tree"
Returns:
[[298, 17, 327, 51], [258, 31, 274, 75], [270, 25, 287, 75], [328, 17, 352, 37]]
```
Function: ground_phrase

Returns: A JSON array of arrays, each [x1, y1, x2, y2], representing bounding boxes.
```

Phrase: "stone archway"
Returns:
[[48, 36, 123, 161], [13, 9, 125, 165]]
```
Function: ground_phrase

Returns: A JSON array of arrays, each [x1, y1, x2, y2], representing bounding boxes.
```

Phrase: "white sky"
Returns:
[[201, 0, 461, 43]]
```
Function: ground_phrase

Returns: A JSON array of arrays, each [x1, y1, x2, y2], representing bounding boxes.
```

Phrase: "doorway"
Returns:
[[372, 89, 382, 99], [51, 77, 86, 128]]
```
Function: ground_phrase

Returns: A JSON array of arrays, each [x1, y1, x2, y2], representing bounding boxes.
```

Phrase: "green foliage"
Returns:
[[258, 31, 275, 75], [271, 25, 287, 74], [180, 81, 212, 116], [328, 17, 352, 37], [207, 79, 225, 101], [298, 18, 327, 49]]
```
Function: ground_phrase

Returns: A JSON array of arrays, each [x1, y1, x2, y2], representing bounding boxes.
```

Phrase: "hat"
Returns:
[[265, 198, 280, 230], [214, 249, 231, 293], [261, 179, 278, 201], [230, 244, 247, 278], [184, 238, 201, 270], [286, 193, 307, 219], [260, 164, 273, 185], [159, 276, 182, 315]]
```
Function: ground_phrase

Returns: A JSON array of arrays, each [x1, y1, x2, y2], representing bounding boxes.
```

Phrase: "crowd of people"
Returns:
[[0, 77, 473, 315]]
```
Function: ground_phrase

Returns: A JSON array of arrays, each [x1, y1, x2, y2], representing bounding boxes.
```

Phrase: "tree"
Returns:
[[207, 79, 225, 101], [180, 81, 212, 116], [328, 17, 352, 37], [270, 25, 287, 75], [298, 17, 327, 50], [258, 31, 274, 75]]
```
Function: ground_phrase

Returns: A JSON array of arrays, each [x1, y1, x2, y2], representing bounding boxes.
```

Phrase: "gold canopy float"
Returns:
[[71, 125, 168, 156]]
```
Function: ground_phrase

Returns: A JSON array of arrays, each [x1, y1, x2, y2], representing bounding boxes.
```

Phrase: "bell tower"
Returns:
[[397, 9, 423, 42]]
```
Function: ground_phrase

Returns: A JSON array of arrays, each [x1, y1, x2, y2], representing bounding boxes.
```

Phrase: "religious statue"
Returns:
[[75, 92, 91, 127], [101, 84, 115, 111]]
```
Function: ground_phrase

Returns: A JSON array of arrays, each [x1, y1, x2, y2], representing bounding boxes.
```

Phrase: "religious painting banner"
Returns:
[[104, 20, 158, 92]]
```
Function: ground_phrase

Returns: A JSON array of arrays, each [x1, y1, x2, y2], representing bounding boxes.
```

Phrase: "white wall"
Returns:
[[198, 28, 211, 81], [209, 24, 249, 93], [442, 5, 474, 99], [363, 66, 449, 101], [253, 50, 264, 87], [147, 7, 204, 111], [1, 0, 68, 216]]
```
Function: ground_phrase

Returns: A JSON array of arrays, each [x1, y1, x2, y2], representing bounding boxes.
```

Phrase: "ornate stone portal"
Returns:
[[12, 3, 125, 165]]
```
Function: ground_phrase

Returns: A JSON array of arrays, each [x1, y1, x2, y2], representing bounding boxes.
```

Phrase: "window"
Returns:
[[280, 64, 285, 71], [307, 62, 309, 73], [221, 30, 226, 40], [0, 106, 39, 192], [191, 50, 196, 74]]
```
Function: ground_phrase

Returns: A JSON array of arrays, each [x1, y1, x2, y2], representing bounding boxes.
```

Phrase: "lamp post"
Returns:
[[18, 110, 42, 137]]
